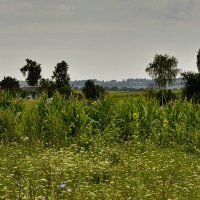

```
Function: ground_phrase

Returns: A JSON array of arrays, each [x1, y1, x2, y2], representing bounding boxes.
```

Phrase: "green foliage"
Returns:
[[0, 92, 200, 147], [52, 61, 70, 88], [181, 72, 200, 102], [0, 76, 20, 94], [1, 93, 200, 198], [181, 50, 200, 102], [20, 59, 42, 86], [155, 90, 177, 105], [146, 54, 180, 90], [145, 88, 177, 105], [1, 143, 200, 199], [52, 61, 71, 97], [38, 78, 56, 98], [82, 80, 105, 100]]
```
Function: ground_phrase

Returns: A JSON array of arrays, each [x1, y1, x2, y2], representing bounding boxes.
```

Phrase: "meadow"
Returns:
[[1, 91, 200, 199]]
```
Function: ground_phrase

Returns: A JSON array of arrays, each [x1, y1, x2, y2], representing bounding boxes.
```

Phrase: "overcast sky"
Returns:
[[1, 0, 200, 81]]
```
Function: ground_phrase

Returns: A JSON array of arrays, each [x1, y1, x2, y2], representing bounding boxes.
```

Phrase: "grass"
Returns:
[[107, 91, 145, 99], [1, 90, 200, 199], [1, 142, 200, 199]]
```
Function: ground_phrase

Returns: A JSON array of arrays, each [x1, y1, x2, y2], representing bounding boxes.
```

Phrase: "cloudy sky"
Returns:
[[1, 0, 200, 81]]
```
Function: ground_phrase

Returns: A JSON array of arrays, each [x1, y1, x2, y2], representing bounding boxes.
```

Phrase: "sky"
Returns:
[[1, 0, 200, 81]]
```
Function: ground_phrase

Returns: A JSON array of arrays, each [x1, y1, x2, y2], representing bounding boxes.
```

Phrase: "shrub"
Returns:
[[82, 80, 105, 100]]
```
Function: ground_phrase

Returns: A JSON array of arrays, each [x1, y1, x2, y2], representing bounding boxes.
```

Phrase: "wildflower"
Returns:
[[133, 112, 139, 120], [67, 188, 72, 193], [16, 181, 20, 186], [163, 119, 168, 128], [60, 181, 65, 189], [22, 136, 29, 142]]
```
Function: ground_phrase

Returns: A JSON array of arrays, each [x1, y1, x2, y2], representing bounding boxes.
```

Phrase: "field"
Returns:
[[1, 91, 200, 199]]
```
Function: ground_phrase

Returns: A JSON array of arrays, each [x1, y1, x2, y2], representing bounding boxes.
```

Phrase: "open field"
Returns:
[[0, 91, 200, 199], [1, 142, 200, 199]]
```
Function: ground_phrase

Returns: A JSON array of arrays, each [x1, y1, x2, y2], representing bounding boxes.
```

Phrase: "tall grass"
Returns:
[[1, 91, 200, 148]]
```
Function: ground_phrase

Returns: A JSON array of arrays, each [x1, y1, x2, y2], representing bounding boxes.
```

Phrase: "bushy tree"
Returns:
[[146, 54, 179, 90], [82, 80, 105, 100], [0, 76, 20, 93], [181, 72, 200, 102], [39, 78, 56, 98], [52, 61, 70, 88], [146, 54, 180, 105], [181, 49, 200, 103], [52, 61, 71, 97], [20, 59, 41, 86]]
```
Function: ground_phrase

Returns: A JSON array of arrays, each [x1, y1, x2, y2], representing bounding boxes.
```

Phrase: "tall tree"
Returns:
[[146, 54, 180, 105], [197, 49, 200, 72], [52, 61, 71, 97], [20, 59, 41, 86], [52, 61, 70, 88]]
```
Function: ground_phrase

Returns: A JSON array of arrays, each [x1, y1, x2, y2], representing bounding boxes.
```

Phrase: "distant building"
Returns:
[[21, 86, 38, 93]]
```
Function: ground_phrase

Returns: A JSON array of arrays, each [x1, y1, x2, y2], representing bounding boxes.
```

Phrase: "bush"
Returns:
[[146, 88, 177, 105], [82, 80, 105, 100], [181, 72, 200, 103], [156, 90, 177, 105]]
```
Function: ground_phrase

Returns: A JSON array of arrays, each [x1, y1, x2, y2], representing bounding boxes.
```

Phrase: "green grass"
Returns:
[[107, 91, 145, 98], [1, 91, 200, 199], [1, 142, 200, 199]]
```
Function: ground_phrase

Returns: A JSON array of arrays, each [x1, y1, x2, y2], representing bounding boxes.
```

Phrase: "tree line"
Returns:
[[1, 49, 200, 102], [0, 59, 105, 100]]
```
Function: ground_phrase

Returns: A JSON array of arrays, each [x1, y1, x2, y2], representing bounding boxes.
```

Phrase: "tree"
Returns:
[[0, 76, 20, 93], [197, 49, 200, 72], [181, 49, 200, 102], [52, 61, 70, 88], [181, 72, 200, 102], [39, 78, 56, 98], [146, 54, 180, 105], [52, 61, 71, 97], [20, 59, 41, 86], [82, 80, 105, 100]]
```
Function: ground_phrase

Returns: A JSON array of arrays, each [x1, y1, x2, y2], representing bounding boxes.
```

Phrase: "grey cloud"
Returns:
[[1, 0, 200, 80]]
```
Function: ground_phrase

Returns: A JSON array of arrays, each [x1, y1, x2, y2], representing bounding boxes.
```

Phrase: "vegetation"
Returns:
[[82, 80, 105, 100], [39, 78, 56, 98], [181, 72, 200, 102], [146, 54, 180, 105], [2, 49, 200, 199], [146, 54, 180, 90], [1, 142, 200, 199], [20, 59, 42, 86], [181, 49, 200, 102], [52, 61, 71, 98], [0, 76, 20, 94], [1, 92, 200, 198]]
